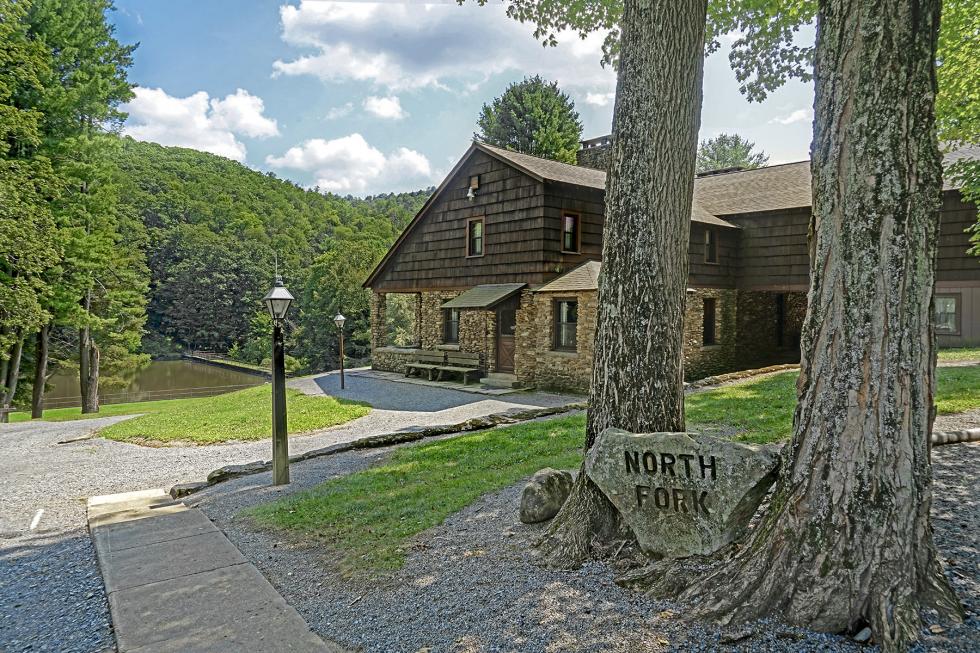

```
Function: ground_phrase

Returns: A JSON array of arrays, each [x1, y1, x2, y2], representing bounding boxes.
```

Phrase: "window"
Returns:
[[443, 308, 460, 343], [935, 294, 961, 335], [553, 299, 578, 351], [561, 213, 580, 253], [704, 228, 718, 264], [466, 218, 484, 257], [702, 298, 717, 346]]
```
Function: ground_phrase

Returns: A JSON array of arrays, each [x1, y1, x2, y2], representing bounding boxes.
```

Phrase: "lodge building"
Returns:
[[363, 138, 980, 392]]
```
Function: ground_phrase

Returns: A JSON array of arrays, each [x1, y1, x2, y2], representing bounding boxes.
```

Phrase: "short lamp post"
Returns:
[[263, 275, 294, 486], [334, 314, 346, 389]]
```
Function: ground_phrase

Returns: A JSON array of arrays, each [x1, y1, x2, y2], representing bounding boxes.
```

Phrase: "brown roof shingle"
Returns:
[[535, 261, 602, 293]]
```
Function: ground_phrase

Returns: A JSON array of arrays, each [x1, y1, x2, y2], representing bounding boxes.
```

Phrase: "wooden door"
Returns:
[[496, 300, 518, 373]]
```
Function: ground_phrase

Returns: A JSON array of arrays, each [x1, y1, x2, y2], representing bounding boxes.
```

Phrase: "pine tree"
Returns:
[[475, 75, 583, 163]]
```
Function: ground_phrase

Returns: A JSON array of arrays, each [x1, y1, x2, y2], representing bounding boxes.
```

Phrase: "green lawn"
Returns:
[[247, 415, 586, 574], [11, 385, 370, 444], [938, 347, 980, 362], [249, 364, 980, 575]]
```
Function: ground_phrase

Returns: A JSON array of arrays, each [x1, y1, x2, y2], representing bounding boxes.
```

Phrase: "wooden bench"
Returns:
[[435, 352, 483, 385], [405, 351, 446, 380]]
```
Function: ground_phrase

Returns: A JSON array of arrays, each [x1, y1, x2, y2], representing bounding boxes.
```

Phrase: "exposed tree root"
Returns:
[[531, 469, 633, 569]]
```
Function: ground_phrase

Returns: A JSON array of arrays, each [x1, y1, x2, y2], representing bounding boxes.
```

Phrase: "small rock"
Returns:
[[206, 461, 267, 483], [519, 468, 574, 524], [853, 626, 873, 643], [169, 481, 210, 499], [928, 624, 945, 634], [719, 627, 755, 644]]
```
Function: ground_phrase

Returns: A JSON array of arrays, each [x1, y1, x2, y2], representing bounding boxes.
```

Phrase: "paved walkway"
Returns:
[[88, 489, 342, 652]]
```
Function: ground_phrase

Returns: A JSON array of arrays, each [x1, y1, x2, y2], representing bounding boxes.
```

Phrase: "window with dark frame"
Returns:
[[466, 218, 484, 257], [935, 295, 960, 335], [702, 298, 717, 346], [443, 308, 460, 343], [704, 228, 718, 263], [553, 299, 578, 351], [561, 213, 580, 253]]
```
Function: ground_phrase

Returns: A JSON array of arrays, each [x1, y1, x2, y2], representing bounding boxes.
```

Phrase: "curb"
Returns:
[[170, 402, 587, 499]]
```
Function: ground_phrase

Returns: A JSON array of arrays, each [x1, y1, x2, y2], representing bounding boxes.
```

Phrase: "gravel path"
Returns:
[[0, 378, 580, 652], [197, 436, 980, 652]]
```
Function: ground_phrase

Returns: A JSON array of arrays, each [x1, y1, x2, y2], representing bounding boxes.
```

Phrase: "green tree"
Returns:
[[475, 75, 583, 163], [24, 0, 143, 414], [696, 133, 769, 173], [0, 0, 60, 420], [294, 239, 387, 371]]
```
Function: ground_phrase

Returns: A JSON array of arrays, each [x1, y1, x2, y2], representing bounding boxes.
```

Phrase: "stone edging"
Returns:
[[686, 363, 801, 390], [169, 402, 587, 499]]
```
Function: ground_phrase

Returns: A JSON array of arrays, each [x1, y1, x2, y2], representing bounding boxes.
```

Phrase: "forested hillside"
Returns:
[[114, 137, 429, 371]]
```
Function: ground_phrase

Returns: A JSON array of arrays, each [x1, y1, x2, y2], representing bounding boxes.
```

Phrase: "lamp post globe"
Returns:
[[333, 313, 346, 329], [263, 276, 294, 322], [263, 275, 294, 486]]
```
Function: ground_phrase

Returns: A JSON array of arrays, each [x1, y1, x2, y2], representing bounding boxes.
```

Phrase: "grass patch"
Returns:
[[247, 414, 586, 574], [247, 365, 980, 574], [938, 347, 980, 362], [936, 366, 980, 415], [686, 371, 799, 444], [12, 385, 370, 444]]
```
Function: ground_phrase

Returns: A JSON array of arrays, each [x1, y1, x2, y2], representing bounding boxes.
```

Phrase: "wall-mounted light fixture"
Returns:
[[467, 175, 479, 201]]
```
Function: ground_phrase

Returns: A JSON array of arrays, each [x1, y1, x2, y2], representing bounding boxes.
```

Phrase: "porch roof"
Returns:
[[441, 283, 527, 309], [535, 261, 602, 293]]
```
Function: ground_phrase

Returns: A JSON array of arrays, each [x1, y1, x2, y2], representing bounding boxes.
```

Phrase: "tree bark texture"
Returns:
[[31, 324, 49, 419], [79, 292, 100, 414], [1, 335, 24, 423], [533, 0, 707, 568], [675, 2, 961, 649]]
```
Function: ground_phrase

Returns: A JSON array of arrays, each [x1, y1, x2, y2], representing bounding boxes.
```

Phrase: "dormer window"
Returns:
[[466, 217, 484, 257], [704, 228, 718, 264], [561, 213, 580, 253]]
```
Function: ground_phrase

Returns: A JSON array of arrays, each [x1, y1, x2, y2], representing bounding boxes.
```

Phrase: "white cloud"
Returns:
[[325, 102, 354, 120], [123, 87, 278, 161], [272, 1, 616, 100], [266, 133, 433, 194], [770, 108, 813, 125], [363, 95, 407, 120], [209, 89, 280, 138], [585, 92, 615, 107]]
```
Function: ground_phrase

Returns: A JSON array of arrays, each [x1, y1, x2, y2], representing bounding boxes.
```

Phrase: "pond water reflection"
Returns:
[[45, 359, 265, 408]]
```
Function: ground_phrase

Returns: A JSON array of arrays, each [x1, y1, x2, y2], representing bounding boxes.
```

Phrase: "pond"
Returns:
[[44, 359, 266, 409]]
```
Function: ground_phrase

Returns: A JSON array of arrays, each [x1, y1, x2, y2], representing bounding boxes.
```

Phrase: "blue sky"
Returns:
[[112, 1, 817, 195]]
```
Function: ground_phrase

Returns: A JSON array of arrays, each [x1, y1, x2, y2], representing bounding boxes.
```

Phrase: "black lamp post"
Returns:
[[263, 275, 294, 486], [334, 313, 346, 389]]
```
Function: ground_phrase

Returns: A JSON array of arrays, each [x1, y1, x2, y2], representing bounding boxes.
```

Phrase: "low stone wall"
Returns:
[[372, 346, 419, 374]]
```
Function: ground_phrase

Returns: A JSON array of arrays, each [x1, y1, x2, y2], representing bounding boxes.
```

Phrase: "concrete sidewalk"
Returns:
[[88, 489, 343, 653]]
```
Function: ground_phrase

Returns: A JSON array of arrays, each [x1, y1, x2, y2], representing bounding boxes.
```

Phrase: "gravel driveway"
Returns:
[[0, 377, 580, 652], [197, 440, 980, 653]]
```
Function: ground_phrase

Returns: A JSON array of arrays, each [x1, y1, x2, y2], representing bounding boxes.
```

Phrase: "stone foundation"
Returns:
[[371, 287, 806, 388], [516, 289, 597, 393]]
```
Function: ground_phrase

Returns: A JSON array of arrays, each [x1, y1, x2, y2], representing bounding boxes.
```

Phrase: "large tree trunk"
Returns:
[[1, 336, 24, 423], [533, 0, 707, 568], [31, 324, 49, 419], [79, 291, 100, 414], [675, 1, 962, 649]]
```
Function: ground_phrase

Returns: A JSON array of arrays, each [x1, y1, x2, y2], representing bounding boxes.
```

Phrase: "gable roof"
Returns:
[[694, 161, 812, 215], [535, 261, 602, 293]]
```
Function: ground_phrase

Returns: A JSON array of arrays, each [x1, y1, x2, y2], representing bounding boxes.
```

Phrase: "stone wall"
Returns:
[[515, 289, 597, 393], [370, 291, 424, 373], [733, 291, 805, 369], [682, 289, 739, 381]]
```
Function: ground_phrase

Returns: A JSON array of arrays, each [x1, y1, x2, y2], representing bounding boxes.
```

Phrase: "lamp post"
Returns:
[[334, 314, 346, 389], [263, 275, 294, 486]]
